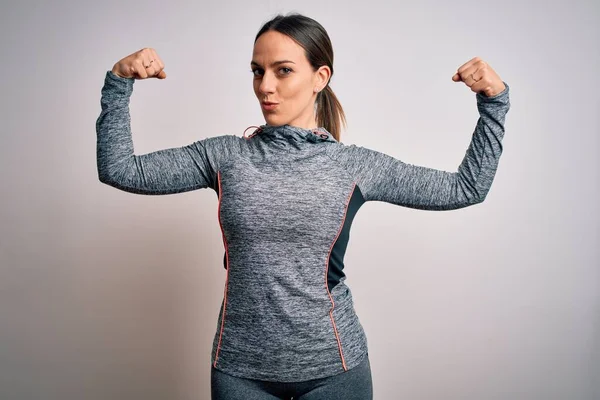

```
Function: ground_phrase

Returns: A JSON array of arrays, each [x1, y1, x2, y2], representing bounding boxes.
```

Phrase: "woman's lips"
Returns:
[[261, 102, 278, 111]]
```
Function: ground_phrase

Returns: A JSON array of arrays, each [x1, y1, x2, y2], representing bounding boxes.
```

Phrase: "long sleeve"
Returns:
[[327, 82, 511, 210], [96, 71, 240, 195]]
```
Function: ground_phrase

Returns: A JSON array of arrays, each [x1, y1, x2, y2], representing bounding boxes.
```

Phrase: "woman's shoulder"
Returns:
[[192, 133, 249, 164], [324, 139, 378, 161]]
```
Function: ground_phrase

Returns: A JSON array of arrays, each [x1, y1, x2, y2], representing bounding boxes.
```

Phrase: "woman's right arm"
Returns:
[[96, 71, 237, 195]]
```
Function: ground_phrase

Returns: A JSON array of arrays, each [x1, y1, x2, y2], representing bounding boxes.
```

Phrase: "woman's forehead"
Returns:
[[252, 31, 306, 65]]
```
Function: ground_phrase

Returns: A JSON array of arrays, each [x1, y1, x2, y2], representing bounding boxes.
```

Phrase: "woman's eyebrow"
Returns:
[[250, 60, 296, 67]]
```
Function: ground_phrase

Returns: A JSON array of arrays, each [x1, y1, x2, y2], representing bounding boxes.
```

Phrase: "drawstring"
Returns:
[[243, 125, 262, 139], [313, 130, 329, 140]]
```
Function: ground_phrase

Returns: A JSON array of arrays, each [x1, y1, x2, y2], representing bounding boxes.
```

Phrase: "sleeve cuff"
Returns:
[[106, 70, 135, 85], [103, 70, 135, 97], [476, 81, 509, 102]]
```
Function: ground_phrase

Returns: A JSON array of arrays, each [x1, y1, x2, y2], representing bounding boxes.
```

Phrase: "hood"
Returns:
[[244, 124, 337, 146]]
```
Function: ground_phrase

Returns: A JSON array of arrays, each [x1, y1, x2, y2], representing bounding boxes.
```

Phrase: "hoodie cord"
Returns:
[[243, 125, 262, 139]]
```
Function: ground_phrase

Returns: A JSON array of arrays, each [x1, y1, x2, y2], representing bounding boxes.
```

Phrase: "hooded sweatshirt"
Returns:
[[96, 70, 511, 382]]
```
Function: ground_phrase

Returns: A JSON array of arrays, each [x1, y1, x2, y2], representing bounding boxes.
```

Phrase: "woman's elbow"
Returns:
[[97, 164, 129, 191]]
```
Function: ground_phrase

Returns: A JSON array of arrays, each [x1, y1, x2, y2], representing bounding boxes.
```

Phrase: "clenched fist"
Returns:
[[452, 57, 505, 97], [111, 48, 167, 80]]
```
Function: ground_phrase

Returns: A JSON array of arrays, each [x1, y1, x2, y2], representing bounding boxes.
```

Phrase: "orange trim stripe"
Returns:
[[214, 171, 230, 367], [324, 182, 357, 371]]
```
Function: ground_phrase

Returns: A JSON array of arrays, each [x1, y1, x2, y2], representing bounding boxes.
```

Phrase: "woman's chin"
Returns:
[[263, 115, 282, 126]]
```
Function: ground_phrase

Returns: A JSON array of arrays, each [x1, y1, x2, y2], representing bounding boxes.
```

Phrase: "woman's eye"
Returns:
[[250, 67, 292, 77]]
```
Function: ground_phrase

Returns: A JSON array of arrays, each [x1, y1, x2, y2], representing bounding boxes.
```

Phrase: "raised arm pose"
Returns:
[[97, 12, 510, 400]]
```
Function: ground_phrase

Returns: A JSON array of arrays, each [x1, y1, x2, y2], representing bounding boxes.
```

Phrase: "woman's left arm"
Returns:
[[328, 58, 511, 210]]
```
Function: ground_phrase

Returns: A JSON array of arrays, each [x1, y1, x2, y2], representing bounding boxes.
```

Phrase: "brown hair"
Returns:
[[254, 13, 347, 141]]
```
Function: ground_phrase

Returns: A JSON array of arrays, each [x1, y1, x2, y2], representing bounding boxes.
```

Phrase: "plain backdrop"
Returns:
[[1, 0, 598, 399]]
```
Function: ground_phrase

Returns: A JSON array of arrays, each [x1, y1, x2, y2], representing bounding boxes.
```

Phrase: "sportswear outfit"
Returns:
[[96, 71, 510, 386]]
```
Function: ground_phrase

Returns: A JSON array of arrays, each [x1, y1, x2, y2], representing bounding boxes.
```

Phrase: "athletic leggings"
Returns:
[[211, 352, 373, 400]]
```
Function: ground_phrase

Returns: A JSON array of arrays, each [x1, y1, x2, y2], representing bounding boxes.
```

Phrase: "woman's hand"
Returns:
[[452, 57, 505, 97], [111, 47, 167, 79]]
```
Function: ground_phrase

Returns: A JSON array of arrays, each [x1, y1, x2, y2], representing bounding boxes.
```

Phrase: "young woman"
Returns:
[[98, 12, 510, 400]]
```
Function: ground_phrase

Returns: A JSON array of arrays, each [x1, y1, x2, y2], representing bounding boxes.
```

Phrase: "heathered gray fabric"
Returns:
[[211, 351, 372, 399], [96, 71, 511, 382]]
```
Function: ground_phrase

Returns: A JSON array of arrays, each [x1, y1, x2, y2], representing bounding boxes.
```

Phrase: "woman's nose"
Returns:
[[258, 71, 276, 94]]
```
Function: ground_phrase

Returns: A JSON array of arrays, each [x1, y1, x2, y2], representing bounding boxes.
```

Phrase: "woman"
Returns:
[[97, 12, 510, 400]]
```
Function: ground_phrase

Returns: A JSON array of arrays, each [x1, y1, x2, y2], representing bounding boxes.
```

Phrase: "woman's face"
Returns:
[[251, 30, 330, 129]]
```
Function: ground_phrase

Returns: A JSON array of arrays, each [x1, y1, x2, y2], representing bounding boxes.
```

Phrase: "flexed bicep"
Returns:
[[336, 145, 470, 210], [96, 71, 238, 195], [330, 81, 510, 210], [96, 139, 219, 195]]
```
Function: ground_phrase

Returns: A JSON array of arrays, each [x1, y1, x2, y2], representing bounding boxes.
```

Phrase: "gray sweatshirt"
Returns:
[[96, 70, 510, 382]]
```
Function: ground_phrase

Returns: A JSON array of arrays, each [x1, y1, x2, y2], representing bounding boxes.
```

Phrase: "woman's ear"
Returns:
[[314, 65, 331, 92]]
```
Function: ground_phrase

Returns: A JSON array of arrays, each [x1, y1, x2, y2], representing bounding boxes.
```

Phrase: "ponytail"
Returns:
[[316, 85, 346, 142]]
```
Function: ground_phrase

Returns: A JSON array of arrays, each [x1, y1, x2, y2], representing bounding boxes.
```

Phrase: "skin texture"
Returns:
[[111, 47, 166, 80], [251, 30, 331, 129], [452, 56, 506, 97]]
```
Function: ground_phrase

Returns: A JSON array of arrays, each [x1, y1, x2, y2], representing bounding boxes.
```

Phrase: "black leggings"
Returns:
[[211, 352, 373, 400]]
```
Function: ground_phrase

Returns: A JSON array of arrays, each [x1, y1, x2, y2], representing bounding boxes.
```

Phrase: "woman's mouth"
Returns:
[[261, 102, 279, 111]]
